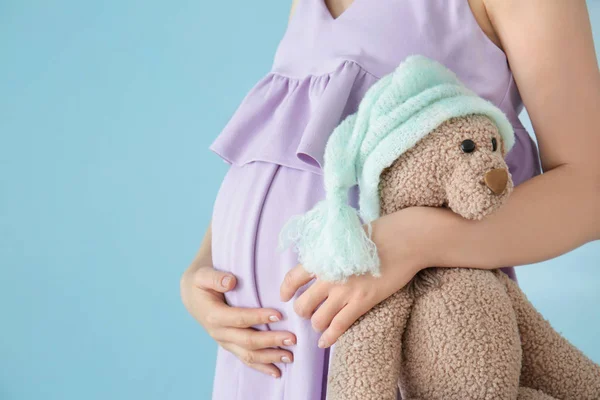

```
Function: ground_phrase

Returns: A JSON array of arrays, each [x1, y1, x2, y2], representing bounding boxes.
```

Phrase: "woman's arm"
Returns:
[[387, 0, 600, 270], [188, 222, 213, 267], [279, 0, 600, 348]]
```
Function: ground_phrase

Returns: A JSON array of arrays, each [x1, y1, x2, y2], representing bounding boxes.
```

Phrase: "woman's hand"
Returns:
[[181, 263, 297, 378], [280, 207, 440, 348]]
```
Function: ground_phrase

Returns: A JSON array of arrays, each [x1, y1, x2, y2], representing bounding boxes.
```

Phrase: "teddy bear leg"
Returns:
[[517, 387, 558, 400], [495, 271, 600, 400], [326, 287, 414, 400], [400, 268, 522, 400]]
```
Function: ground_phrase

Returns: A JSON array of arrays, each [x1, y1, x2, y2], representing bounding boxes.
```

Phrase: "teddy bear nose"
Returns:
[[484, 168, 508, 195]]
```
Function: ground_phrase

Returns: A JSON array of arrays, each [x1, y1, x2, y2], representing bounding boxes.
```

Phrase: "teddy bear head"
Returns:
[[379, 114, 514, 220]]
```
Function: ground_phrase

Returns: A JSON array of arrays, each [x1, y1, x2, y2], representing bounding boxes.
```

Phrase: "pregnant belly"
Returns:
[[211, 162, 334, 400], [211, 161, 326, 311]]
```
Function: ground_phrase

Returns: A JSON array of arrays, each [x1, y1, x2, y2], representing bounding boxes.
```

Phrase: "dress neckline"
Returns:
[[318, 0, 363, 22]]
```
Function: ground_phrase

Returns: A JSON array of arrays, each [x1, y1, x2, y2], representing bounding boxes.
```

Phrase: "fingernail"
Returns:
[[271, 373, 279, 379], [221, 275, 232, 288], [281, 356, 292, 363], [283, 339, 294, 346], [268, 315, 280, 322], [318, 338, 327, 348]]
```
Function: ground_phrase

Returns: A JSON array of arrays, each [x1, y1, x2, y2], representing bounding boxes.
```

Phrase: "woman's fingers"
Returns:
[[246, 361, 282, 379], [193, 266, 237, 293], [206, 301, 284, 329], [318, 302, 368, 349], [280, 264, 315, 302], [215, 327, 297, 350], [293, 281, 330, 319], [241, 347, 294, 365], [220, 342, 294, 375], [220, 342, 285, 379], [310, 296, 347, 333]]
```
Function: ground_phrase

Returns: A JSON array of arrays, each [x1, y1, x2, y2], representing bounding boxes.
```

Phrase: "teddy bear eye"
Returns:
[[492, 137, 498, 152], [460, 139, 476, 153]]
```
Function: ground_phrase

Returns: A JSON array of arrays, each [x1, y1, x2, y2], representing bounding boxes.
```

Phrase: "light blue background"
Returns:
[[1, 1, 599, 399]]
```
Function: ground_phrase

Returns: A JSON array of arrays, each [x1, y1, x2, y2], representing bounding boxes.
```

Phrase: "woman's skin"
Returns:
[[181, 0, 600, 378]]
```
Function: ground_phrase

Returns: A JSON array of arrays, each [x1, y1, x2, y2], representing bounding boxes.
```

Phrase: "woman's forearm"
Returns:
[[181, 222, 214, 310], [188, 222, 213, 270], [424, 164, 600, 270]]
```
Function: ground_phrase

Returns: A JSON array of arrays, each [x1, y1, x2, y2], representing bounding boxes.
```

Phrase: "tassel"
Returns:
[[278, 109, 383, 282], [278, 200, 380, 282]]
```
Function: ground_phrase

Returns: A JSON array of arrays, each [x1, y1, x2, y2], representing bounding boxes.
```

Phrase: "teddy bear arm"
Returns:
[[327, 287, 415, 400], [495, 271, 600, 400], [517, 387, 559, 400]]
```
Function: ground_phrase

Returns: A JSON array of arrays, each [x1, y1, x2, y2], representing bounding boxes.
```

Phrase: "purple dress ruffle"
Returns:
[[211, 61, 378, 174]]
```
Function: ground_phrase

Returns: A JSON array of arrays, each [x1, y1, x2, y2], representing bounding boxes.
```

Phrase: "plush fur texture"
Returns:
[[379, 114, 512, 220], [279, 55, 516, 282], [326, 115, 600, 400]]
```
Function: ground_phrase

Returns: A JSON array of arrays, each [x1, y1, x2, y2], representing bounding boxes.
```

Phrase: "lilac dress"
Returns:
[[209, 0, 541, 399]]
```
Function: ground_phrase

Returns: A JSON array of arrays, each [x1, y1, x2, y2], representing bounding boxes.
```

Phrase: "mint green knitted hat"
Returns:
[[278, 55, 515, 282]]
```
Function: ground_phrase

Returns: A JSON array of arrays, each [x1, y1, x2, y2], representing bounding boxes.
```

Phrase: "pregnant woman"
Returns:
[[180, 1, 600, 399]]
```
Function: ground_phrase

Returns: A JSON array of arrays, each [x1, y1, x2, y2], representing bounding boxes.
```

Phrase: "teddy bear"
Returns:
[[279, 55, 600, 400], [326, 113, 600, 400]]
